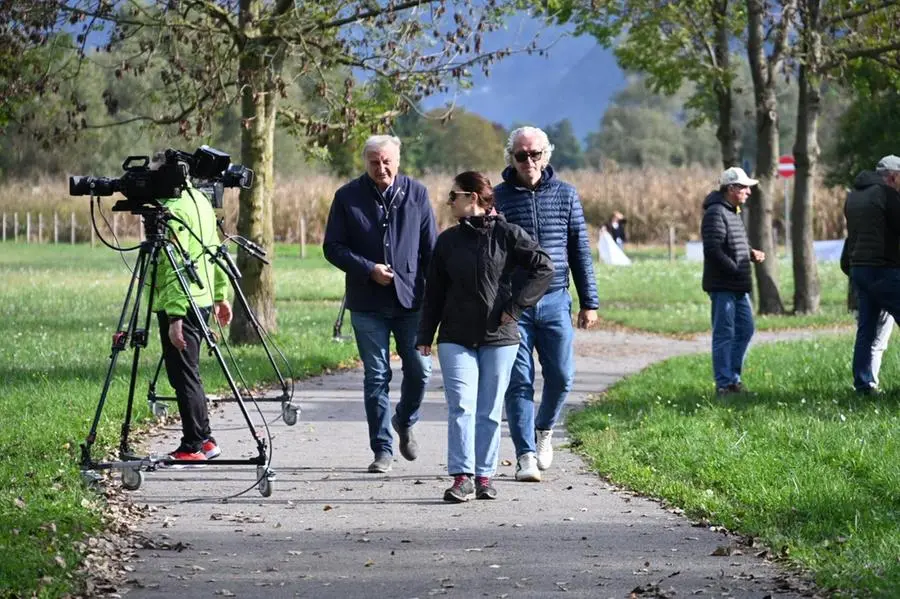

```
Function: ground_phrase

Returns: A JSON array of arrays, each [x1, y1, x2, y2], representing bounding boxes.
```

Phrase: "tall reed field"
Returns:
[[0, 167, 847, 245]]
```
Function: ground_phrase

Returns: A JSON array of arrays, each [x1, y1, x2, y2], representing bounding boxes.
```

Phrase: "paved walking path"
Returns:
[[123, 328, 839, 598]]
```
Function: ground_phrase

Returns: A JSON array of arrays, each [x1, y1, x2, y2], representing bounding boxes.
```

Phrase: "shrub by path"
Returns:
[[121, 327, 834, 598]]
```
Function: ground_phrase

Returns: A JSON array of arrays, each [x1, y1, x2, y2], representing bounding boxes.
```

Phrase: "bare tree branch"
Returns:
[[822, 0, 900, 28]]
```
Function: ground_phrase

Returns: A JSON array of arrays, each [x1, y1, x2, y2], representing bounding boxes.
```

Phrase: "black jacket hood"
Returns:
[[703, 190, 737, 211]]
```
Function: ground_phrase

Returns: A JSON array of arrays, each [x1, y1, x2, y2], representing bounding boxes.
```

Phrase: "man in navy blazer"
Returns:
[[323, 135, 438, 473]]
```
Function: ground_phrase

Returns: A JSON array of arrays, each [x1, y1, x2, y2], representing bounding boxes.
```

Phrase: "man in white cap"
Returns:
[[842, 155, 900, 394], [701, 167, 766, 395]]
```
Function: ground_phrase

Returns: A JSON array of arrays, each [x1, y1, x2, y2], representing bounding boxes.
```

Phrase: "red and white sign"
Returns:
[[778, 155, 795, 178]]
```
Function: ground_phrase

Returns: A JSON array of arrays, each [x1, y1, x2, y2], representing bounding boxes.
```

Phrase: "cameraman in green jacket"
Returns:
[[151, 151, 232, 463]]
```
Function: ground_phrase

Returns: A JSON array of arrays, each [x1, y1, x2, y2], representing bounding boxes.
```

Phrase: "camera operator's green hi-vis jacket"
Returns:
[[152, 184, 228, 317]]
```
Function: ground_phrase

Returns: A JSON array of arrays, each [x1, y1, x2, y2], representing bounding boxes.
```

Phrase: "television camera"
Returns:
[[68, 145, 254, 211]]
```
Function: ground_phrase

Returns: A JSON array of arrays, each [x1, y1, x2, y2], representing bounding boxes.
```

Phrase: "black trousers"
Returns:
[[157, 308, 212, 453]]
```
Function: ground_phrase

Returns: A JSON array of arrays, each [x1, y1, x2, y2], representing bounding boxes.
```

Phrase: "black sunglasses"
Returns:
[[513, 150, 543, 163], [448, 190, 474, 202]]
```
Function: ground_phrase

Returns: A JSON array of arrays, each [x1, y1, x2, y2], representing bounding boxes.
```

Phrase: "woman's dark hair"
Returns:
[[454, 171, 494, 209]]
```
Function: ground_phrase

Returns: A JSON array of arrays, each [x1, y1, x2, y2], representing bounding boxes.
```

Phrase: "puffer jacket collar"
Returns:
[[703, 189, 738, 212], [458, 213, 505, 232], [500, 165, 556, 190]]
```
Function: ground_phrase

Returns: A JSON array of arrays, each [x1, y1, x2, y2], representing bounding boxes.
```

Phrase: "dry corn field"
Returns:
[[0, 167, 848, 245]]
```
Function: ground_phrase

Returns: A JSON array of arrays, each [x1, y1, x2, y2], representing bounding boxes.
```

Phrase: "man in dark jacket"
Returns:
[[494, 126, 600, 483], [842, 155, 900, 393], [701, 167, 766, 396], [323, 135, 438, 473]]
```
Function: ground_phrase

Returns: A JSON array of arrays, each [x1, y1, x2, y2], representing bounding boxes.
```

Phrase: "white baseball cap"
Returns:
[[876, 155, 900, 173], [719, 167, 758, 187]]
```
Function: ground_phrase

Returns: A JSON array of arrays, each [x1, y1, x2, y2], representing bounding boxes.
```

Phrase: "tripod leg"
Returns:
[[147, 355, 168, 419], [80, 243, 153, 469], [333, 294, 347, 341], [119, 241, 163, 458], [161, 242, 268, 463]]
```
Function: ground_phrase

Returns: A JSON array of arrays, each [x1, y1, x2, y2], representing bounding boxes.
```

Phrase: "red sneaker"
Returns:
[[164, 449, 207, 466], [201, 439, 221, 459]]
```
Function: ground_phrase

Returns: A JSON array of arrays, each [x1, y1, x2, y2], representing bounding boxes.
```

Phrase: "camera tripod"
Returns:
[[80, 208, 275, 497], [145, 220, 299, 426], [332, 294, 353, 342]]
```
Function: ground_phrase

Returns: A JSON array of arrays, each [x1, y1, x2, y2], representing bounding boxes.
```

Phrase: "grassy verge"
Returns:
[[594, 253, 854, 334], [0, 243, 356, 597], [568, 336, 899, 597]]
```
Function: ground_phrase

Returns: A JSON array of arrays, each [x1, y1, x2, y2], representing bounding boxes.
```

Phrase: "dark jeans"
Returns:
[[350, 308, 431, 456], [157, 308, 212, 453], [851, 266, 900, 390]]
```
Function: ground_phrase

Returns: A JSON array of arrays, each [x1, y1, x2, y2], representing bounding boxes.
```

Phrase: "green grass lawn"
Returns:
[[0, 241, 880, 597], [569, 338, 900, 597]]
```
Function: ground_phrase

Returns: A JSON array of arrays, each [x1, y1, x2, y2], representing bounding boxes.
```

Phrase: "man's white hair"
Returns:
[[362, 135, 402, 160], [505, 126, 554, 167]]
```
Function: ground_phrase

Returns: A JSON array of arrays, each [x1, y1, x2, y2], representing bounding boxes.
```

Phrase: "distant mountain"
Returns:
[[422, 18, 625, 145]]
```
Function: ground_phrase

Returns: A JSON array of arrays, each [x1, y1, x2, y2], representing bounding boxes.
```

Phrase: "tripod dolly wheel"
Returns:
[[257, 466, 275, 497], [150, 402, 168, 420], [121, 468, 144, 491], [281, 404, 299, 426]]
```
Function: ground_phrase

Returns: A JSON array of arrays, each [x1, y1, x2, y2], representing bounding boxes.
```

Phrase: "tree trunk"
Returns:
[[713, 0, 737, 169], [230, 3, 278, 344], [791, 24, 822, 314], [745, 0, 785, 314]]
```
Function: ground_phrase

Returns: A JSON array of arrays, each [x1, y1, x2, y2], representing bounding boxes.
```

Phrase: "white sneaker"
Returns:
[[515, 452, 541, 482], [536, 429, 553, 470]]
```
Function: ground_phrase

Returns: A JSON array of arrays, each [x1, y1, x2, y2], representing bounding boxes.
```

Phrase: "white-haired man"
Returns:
[[323, 135, 437, 473], [494, 126, 599, 482], [701, 167, 766, 396], [843, 155, 900, 394]]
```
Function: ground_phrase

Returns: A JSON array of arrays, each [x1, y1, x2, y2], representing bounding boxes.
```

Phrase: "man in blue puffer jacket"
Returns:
[[494, 126, 600, 482]]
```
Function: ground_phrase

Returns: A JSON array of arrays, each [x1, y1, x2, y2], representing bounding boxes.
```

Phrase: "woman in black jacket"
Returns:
[[416, 171, 553, 502]]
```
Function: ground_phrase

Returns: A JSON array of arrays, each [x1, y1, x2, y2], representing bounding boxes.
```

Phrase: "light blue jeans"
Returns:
[[709, 291, 755, 389], [350, 309, 432, 456], [439, 343, 519, 477], [504, 288, 575, 457]]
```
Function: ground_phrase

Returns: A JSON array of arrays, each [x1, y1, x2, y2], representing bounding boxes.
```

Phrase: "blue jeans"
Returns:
[[851, 266, 900, 390], [505, 288, 575, 457], [439, 343, 519, 476], [350, 309, 432, 456], [709, 291, 755, 389]]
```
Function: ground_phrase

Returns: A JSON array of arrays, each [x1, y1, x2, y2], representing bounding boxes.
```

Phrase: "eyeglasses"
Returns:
[[448, 190, 474, 202], [513, 150, 543, 163]]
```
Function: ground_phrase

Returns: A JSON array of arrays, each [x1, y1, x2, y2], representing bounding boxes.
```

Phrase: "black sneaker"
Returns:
[[475, 476, 497, 500], [391, 414, 419, 461], [443, 475, 475, 503]]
